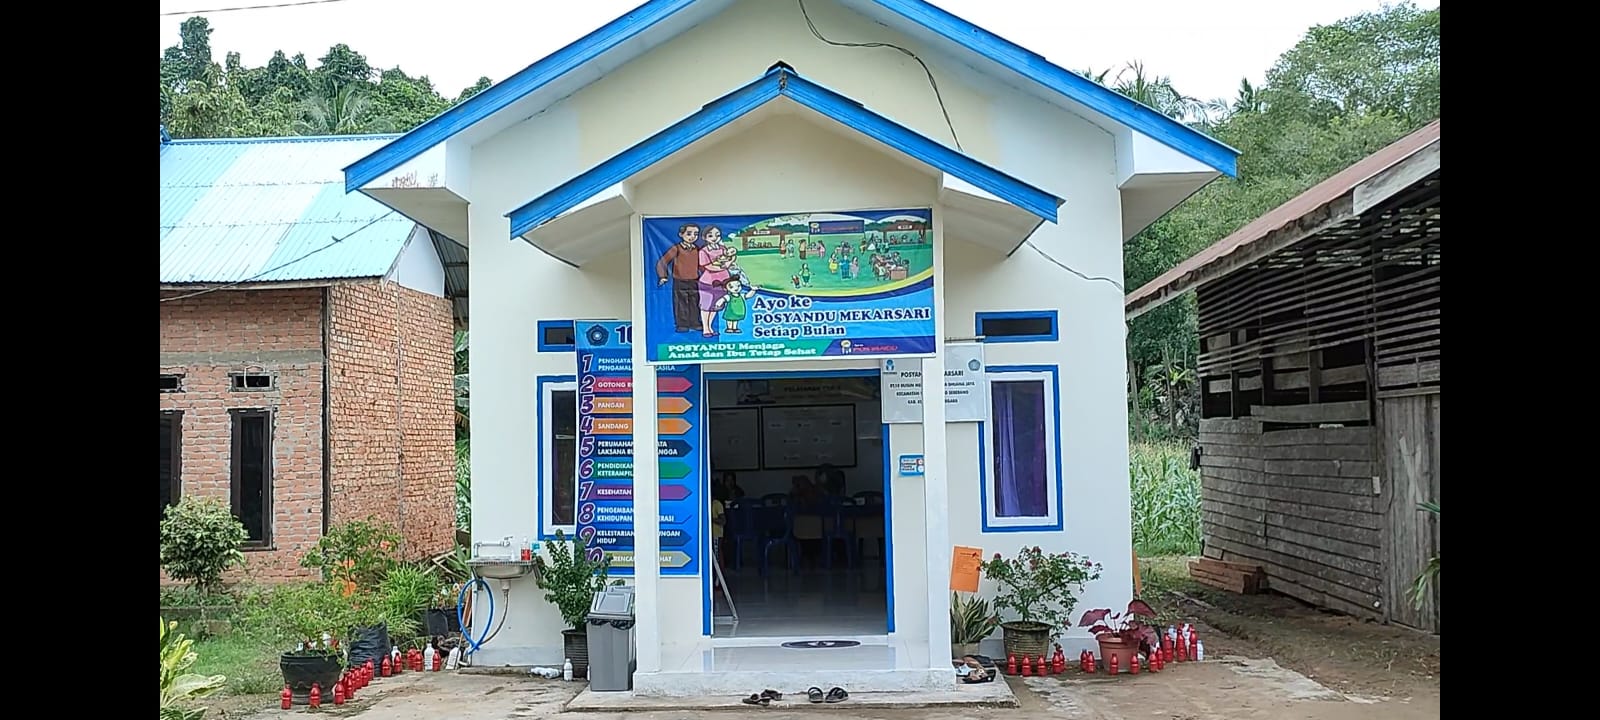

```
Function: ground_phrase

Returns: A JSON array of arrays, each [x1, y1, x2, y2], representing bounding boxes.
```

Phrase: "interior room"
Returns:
[[706, 373, 889, 639]]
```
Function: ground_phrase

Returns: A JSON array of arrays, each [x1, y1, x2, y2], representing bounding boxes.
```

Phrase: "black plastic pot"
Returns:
[[280, 652, 341, 705], [349, 623, 391, 669], [562, 628, 589, 680], [423, 608, 462, 637]]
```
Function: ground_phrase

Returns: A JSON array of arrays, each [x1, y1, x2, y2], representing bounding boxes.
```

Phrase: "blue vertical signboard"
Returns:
[[574, 320, 702, 577]]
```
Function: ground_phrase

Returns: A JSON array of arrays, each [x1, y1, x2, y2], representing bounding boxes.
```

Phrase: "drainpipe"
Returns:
[[321, 286, 332, 534]]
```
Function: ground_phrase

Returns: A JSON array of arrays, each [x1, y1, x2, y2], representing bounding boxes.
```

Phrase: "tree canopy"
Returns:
[[159, 4, 1440, 443], [159, 16, 494, 138]]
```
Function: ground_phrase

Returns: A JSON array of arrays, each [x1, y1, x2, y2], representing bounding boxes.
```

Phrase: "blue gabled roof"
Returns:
[[162, 135, 417, 285], [507, 64, 1063, 239], [344, 0, 1239, 194]]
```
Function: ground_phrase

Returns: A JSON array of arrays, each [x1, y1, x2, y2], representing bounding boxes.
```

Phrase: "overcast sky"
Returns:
[[158, 0, 1437, 104]]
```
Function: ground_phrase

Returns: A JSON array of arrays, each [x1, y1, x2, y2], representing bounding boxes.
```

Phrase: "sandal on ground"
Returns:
[[760, 689, 783, 701], [741, 694, 770, 706], [807, 687, 825, 704], [825, 687, 849, 703]]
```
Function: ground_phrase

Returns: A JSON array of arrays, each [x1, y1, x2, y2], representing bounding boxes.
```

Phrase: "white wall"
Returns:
[[462, 0, 1131, 668], [388, 225, 446, 297]]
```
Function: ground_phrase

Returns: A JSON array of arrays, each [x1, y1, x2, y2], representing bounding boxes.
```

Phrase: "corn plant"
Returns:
[[1408, 501, 1439, 609], [1130, 442, 1202, 556]]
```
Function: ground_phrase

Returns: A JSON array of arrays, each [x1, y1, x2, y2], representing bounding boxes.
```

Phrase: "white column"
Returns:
[[630, 214, 663, 673], [921, 207, 952, 667]]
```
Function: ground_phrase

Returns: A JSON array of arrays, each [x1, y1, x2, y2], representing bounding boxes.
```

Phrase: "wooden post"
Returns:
[[1260, 357, 1276, 407], [1229, 370, 1242, 419], [1132, 551, 1143, 597], [1308, 350, 1323, 404]]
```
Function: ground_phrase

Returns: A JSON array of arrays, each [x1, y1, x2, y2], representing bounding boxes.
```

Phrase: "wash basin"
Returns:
[[467, 557, 538, 580]]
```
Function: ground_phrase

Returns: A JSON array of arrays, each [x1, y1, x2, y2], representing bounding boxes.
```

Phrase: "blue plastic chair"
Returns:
[[821, 495, 860, 570], [726, 499, 762, 573], [758, 495, 800, 577]]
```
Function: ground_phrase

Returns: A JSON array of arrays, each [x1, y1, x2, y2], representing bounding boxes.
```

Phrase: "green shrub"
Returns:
[[536, 530, 619, 630], [236, 582, 358, 657], [160, 498, 248, 601], [1130, 442, 1202, 556], [300, 517, 404, 589]]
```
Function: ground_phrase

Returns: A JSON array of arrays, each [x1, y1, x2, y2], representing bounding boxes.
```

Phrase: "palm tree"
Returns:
[[296, 82, 388, 135]]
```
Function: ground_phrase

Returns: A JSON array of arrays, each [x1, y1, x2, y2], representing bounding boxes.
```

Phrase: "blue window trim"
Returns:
[[535, 374, 578, 541], [342, 0, 1237, 193], [699, 367, 894, 635], [974, 310, 1059, 344], [976, 365, 1064, 533], [536, 319, 577, 352], [506, 65, 1062, 239]]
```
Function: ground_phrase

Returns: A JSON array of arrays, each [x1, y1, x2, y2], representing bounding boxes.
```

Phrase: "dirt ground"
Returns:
[[201, 556, 1439, 719]]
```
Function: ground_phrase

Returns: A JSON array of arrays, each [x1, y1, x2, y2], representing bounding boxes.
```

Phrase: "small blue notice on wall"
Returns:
[[898, 454, 926, 477], [574, 320, 703, 577]]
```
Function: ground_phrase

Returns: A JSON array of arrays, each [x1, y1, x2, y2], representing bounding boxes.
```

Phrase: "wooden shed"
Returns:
[[1125, 121, 1440, 633]]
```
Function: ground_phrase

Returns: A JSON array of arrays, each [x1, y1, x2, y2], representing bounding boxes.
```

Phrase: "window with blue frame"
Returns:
[[982, 367, 1062, 531], [538, 321, 577, 352], [539, 379, 578, 535], [975, 311, 1058, 344]]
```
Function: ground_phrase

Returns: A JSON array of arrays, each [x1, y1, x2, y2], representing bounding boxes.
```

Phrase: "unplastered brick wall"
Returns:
[[327, 279, 455, 560], [159, 288, 325, 583]]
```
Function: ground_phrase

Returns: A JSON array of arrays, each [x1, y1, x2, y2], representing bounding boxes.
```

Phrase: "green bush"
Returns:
[[300, 517, 403, 589], [237, 582, 358, 657], [1130, 442, 1202, 556], [160, 498, 248, 600], [536, 530, 619, 630]]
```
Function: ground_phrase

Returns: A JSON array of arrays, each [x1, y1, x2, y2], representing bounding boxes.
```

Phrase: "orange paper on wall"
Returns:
[[950, 545, 984, 593]]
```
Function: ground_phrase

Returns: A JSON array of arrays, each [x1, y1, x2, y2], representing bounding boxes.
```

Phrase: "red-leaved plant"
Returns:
[[1078, 600, 1160, 652]]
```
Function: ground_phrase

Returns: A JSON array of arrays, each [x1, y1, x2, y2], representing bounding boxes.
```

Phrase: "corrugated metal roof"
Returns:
[[1124, 120, 1440, 319], [161, 134, 417, 284]]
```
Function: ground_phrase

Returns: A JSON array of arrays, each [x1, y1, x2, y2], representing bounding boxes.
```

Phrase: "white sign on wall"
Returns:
[[880, 342, 989, 424]]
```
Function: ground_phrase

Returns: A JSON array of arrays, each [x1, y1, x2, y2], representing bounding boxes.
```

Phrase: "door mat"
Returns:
[[780, 640, 863, 649]]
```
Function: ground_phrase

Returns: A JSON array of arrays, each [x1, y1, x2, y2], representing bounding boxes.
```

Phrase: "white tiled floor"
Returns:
[[713, 566, 888, 638]]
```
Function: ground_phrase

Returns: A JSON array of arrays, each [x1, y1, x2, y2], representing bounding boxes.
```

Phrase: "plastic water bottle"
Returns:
[[563, 658, 574, 681], [445, 646, 461, 670], [1196, 641, 1206, 661], [423, 645, 435, 670]]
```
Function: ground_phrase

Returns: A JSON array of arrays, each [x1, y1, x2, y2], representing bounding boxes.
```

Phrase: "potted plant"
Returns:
[[950, 592, 1001, 659], [425, 546, 471, 636], [1077, 600, 1160, 673], [377, 564, 434, 646], [301, 517, 404, 668], [980, 546, 1101, 660], [240, 582, 356, 704], [535, 530, 618, 680]]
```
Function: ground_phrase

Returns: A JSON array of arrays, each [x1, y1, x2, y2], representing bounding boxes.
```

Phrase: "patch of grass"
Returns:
[[1130, 441, 1201, 556], [191, 630, 280, 696]]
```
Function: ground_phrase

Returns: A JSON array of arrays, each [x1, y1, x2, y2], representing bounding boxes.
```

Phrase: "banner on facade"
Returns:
[[574, 320, 703, 577], [880, 341, 989, 424], [641, 208, 937, 364]]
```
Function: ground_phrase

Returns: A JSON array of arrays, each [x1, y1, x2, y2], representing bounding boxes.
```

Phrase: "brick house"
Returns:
[[161, 133, 468, 583]]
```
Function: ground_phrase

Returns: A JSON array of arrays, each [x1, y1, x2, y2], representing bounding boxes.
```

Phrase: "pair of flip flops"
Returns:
[[740, 689, 784, 706], [806, 686, 848, 704]]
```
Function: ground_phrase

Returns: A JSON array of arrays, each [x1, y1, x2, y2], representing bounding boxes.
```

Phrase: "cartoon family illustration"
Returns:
[[654, 222, 756, 337]]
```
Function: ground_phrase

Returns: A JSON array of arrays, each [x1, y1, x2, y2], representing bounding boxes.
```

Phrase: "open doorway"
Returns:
[[706, 372, 889, 638]]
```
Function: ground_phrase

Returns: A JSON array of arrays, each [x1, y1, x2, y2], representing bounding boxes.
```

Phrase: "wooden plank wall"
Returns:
[[1379, 394, 1441, 632], [1199, 418, 1383, 619]]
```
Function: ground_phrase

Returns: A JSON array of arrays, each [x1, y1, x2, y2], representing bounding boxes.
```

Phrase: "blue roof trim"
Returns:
[[868, 0, 1238, 177], [343, 0, 1239, 193], [505, 67, 1061, 239], [342, 0, 696, 192]]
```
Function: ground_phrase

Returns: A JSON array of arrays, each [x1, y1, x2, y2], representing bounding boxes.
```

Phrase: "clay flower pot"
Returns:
[[1095, 633, 1139, 674]]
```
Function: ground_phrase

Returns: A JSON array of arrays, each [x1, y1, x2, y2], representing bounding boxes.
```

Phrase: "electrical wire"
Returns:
[[796, 0, 962, 152], [795, 0, 1123, 294], [160, 210, 397, 302], [160, 0, 359, 16]]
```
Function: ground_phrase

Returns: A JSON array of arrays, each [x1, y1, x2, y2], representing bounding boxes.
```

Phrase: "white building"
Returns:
[[345, 0, 1237, 696]]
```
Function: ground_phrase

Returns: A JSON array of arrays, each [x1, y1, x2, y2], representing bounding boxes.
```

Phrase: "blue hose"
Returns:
[[457, 577, 496, 655]]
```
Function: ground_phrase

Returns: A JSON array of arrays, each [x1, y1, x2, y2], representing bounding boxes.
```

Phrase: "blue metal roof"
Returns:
[[162, 134, 417, 285], [507, 64, 1063, 239], [344, 0, 1239, 193]]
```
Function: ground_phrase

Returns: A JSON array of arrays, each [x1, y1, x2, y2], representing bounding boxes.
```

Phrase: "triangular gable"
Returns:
[[343, 0, 1238, 194], [508, 64, 1061, 239]]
